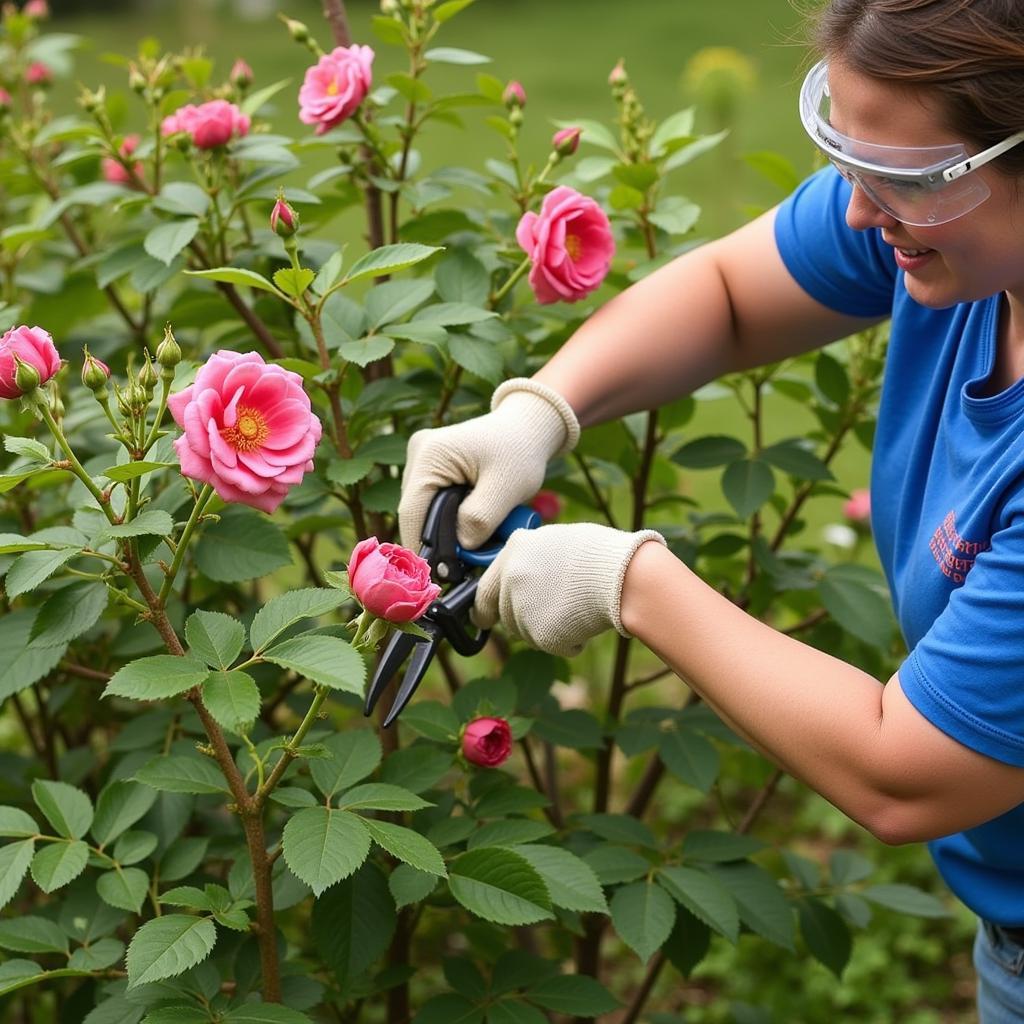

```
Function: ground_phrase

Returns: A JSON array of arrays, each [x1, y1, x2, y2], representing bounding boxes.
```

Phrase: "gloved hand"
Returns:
[[473, 522, 666, 657], [398, 378, 580, 551]]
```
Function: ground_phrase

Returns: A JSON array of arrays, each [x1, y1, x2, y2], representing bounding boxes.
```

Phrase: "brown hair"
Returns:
[[813, 0, 1024, 175]]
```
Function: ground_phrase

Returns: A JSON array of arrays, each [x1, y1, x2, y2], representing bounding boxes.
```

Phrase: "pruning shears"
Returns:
[[363, 485, 540, 727]]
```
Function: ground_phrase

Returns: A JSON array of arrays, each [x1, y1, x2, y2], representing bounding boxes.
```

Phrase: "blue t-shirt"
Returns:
[[775, 166, 1024, 926]]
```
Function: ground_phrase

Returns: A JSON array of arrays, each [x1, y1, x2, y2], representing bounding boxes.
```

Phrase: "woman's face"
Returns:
[[827, 60, 1024, 310]]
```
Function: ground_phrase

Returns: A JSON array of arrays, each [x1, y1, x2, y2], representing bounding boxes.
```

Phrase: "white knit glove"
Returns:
[[398, 378, 580, 550], [473, 523, 666, 657]]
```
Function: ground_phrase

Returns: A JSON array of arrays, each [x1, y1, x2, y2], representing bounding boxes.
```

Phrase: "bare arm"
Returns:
[[534, 207, 883, 427], [620, 541, 1024, 844]]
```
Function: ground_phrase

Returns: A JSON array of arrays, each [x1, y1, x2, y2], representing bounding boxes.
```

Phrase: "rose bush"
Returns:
[[0, 3, 953, 1023]]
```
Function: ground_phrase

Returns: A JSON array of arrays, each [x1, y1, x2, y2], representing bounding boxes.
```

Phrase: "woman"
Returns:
[[398, 1, 1024, 1016]]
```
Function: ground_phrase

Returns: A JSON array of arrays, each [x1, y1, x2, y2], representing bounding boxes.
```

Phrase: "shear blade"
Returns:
[[382, 638, 435, 728], [363, 629, 418, 717]]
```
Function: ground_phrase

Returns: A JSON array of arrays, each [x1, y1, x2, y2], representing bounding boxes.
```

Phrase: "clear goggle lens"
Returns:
[[799, 61, 992, 226]]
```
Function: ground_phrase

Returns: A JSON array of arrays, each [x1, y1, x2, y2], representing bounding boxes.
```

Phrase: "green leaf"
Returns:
[[0, 610, 68, 700], [657, 865, 739, 942], [468, 820, 554, 850], [414, 301, 497, 326], [273, 267, 315, 297], [552, 117, 619, 153], [103, 655, 210, 701], [860, 883, 950, 918], [341, 243, 443, 286], [610, 881, 676, 963], [91, 781, 158, 847], [581, 844, 649, 886], [758, 440, 834, 482], [434, 0, 476, 20], [185, 610, 245, 670], [144, 218, 200, 266], [798, 897, 852, 977], [390, 863, 439, 908], [707, 861, 795, 949], [815, 351, 850, 406], [263, 635, 366, 696], [819, 565, 894, 647], [486, 1001, 548, 1024], [0, 916, 67, 953], [5, 547, 79, 599], [744, 150, 802, 193], [30, 840, 89, 893], [4, 435, 50, 462], [0, 533, 50, 554], [531, 708, 603, 750], [658, 729, 720, 793], [649, 106, 695, 156], [671, 435, 746, 469], [282, 807, 371, 895], [101, 461, 175, 483], [194, 506, 291, 582], [0, 840, 34, 910], [97, 866, 149, 913], [722, 459, 775, 519], [239, 76, 294, 117], [125, 914, 217, 988], [512, 845, 607, 914], [135, 755, 228, 796], [399, 700, 461, 742], [525, 974, 620, 1016], [309, 730, 382, 799], [448, 334, 503, 384], [67, 936, 125, 971], [425, 45, 490, 64], [153, 181, 210, 217], [363, 818, 446, 876], [114, 830, 159, 866], [337, 782, 433, 812], [202, 670, 260, 733], [414, 995, 483, 1024], [31, 779, 93, 840], [184, 266, 281, 295], [225, 1006, 315, 1023], [101, 510, 175, 540], [366, 278, 435, 328], [380, 744, 453, 793], [0, 807, 39, 838], [448, 847, 553, 925], [30, 582, 107, 646], [577, 813, 657, 849], [250, 588, 350, 653], [682, 830, 766, 863], [339, 334, 395, 367], [829, 849, 874, 886]]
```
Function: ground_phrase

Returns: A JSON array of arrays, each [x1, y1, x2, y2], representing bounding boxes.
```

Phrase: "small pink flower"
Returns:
[[167, 350, 322, 514], [230, 58, 253, 90], [298, 45, 374, 135], [24, 0, 48, 16], [552, 126, 581, 157], [347, 537, 441, 623], [843, 489, 871, 525], [502, 80, 526, 109], [0, 325, 61, 399], [161, 99, 250, 149], [462, 717, 512, 767], [25, 62, 51, 86], [270, 196, 298, 237], [515, 186, 615, 304], [101, 134, 143, 186], [531, 490, 562, 522]]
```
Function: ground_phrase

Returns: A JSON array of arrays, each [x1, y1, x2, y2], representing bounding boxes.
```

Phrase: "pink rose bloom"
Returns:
[[531, 490, 562, 522], [347, 537, 440, 623], [101, 134, 143, 186], [0, 325, 61, 399], [298, 44, 374, 135], [843, 489, 871, 525], [462, 717, 512, 768], [161, 100, 250, 149], [25, 62, 51, 86], [515, 186, 615, 304], [24, 0, 49, 16], [167, 350, 322, 515]]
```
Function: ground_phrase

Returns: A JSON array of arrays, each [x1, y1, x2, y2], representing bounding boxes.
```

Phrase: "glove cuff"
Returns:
[[490, 378, 581, 456], [610, 530, 667, 638]]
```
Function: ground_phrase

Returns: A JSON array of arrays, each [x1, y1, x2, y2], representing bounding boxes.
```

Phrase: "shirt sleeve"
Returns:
[[773, 166, 897, 319], [899, 515, 1024, 767]]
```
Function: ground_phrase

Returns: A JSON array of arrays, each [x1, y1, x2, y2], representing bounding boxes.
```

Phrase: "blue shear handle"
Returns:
[[456, 505, 541, 566]]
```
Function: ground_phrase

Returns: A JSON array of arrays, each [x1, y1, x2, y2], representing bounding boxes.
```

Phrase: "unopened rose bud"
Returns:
[[78, 86, 102, 115], [230, 58, 253, 90], [25, 61, 51, 87], [156, 326, 181, 372], [81, 348, 111, 393], [270, 196, 298, 238], [13, 354, 41, 393], [138, 352, 158, 394], [128, 63, 147, 94], [283, 16, 310, 43], [552, 126, 581, 157], [608, 59, 628, 88], [502, 80, 526, 109], [125, 382, 148, 415], [49, 391, 64, 419]]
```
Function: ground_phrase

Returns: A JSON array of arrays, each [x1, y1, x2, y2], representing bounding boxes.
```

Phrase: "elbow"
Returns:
[[858, 796, 949, 847]]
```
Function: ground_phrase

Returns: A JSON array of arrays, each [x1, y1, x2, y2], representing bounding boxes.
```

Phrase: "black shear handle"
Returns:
[[428, 577, 489, 656]]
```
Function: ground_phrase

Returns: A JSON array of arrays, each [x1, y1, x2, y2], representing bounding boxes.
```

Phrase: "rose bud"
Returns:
[[156, 325, 182, 372], [101, 134, 143, 187], [138, 352, 158, 395], [462, 717, 513, 768], [81, 348, 111, 393], [24, 0, 48, 17], [0, 325, 61, 399], [502, 80, 526, 109], [347, 537, 441, 624], [13, 355, 41, 394], [282, 15, 310, 43], [552, 126, 581, 157], [25, 61, 51, 86], [270, 196, 299, 238], [531, 490, 562, 522], [229, 58, 253, 91], [608, 60, 628, 87], [843, 489, 871, 525]]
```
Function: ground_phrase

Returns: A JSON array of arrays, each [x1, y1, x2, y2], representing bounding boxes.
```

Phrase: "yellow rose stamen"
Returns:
[[565, 233, 582, 261], [326, 80, 339, 96], [222, 406, 270, 453]]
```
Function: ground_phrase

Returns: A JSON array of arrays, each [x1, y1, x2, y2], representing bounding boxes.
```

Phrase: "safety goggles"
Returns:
[[799, 60, 1024, 226]]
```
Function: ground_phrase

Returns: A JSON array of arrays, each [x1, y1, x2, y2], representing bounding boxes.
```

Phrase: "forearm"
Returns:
[[620, 541, 897, 835]]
